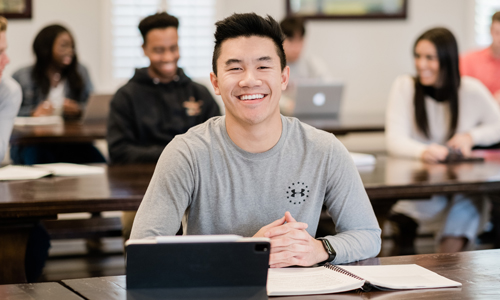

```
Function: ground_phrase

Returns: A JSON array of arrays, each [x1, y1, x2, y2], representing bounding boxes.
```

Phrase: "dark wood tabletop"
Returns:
[[0, 164, 155, 219], [0, 164, 154, 284], [2, 151, 500, 220], [361, 151, 500, 201], [56, 249, 500, 299], [0, 281, 83, 300], [10, 121, 107, 145], [2, 150, 500, 284], [8, 114, 384, 146], [300, 113, 385, 135]]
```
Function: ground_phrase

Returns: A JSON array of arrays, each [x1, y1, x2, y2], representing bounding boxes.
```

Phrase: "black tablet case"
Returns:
[[126, 241, 270, 300]]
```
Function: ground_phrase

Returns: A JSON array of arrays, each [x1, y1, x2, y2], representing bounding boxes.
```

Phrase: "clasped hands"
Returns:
[[421, 133, 473, 164], [253, 211, 328, 268], [32, 98, 81, 117]]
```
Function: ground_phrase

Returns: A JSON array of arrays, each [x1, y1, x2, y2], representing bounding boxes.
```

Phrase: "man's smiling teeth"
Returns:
[[240, 94, 265, 100]]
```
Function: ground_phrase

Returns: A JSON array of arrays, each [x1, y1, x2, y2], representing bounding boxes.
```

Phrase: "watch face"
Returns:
[[320, 239, 336, 263], [322, 239, 334, 255]]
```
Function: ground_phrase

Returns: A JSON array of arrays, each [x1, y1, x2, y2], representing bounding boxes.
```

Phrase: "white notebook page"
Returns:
[[340, 264, 461, 289], [267, 266, 364, 296]]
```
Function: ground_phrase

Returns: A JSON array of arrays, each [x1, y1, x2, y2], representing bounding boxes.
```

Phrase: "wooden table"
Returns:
[[55, 249, 500, 299], [10, 121, 107, 145], [362, 151, 500, 200], [299, 113, 385, 135], [2, 151, 500, 284], [2, 250, 498, 299], [360, 152, 500, 234], [9, 114, 384, 146], [0, 164, 154, 284], [0, 281, 83, 300], [0, 164, 154, 219], [4, 154, 498, 219]]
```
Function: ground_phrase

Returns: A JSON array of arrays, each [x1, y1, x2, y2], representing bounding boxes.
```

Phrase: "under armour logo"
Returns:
[[291, 189, 305, 197], [286, 182, 310, 205]]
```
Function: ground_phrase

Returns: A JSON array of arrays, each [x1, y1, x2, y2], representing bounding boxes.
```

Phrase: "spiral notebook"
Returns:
[[267, 263, 461, 296]]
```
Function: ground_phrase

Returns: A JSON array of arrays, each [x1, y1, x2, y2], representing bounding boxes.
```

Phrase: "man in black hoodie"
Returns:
[[107, 12, 220, 164], [107, 12, 220, 239]]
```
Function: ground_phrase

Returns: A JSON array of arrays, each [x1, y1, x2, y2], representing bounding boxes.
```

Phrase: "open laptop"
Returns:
[[80, 94, 113, 124], [292, 81, 344, 127], [125, 235, 270, 300]]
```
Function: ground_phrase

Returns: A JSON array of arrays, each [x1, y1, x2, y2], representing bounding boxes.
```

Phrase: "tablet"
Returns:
[[126, 235, 270, 299]]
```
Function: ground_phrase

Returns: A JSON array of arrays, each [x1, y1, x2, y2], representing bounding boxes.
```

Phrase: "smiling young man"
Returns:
[[130, 13, 381, 267], [107, 12, 220, 165], [107, 12, 220, 240]]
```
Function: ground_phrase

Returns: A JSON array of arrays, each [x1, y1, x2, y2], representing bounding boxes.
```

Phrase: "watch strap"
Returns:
[[317, 238, 336, 264]]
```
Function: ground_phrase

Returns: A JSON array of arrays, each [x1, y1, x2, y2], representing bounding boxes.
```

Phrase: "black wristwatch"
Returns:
[[317, 238, 336, 264]]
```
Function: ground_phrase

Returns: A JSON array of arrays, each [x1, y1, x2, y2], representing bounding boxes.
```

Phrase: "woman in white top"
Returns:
[[11, 24, 103, 164], [386, 27, 500, 253]]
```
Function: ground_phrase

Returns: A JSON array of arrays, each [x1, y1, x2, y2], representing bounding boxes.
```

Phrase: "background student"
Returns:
[[0, 16, 50, 283], [460, 11, 500, 246], [385, 27, 500, 253], [279, 16, 330, 115], [11, 24, 104, 164], [131, 13, 381, 267], [280, 16, 330, 83], [106, 12, 220, 240], [107, 12, 220, 165], [0, 16, 21, 163], [460, 11, 500, 104]]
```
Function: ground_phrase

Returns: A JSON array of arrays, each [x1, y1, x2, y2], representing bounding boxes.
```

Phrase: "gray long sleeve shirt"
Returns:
[[131, 115, 381, 264]]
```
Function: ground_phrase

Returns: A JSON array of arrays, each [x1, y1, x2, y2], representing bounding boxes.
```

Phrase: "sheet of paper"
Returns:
[[349, 152, 376, 166], [34, 163, 105, 176], [0, 165, 52, 181], [14, 116, 63, 126], [267, 267, 364, 296], [339, 264, 461, 289]]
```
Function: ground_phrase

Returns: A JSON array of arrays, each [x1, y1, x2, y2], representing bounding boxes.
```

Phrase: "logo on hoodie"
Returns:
[[183, 96, 204, 116], [286, 182, 309, 205]]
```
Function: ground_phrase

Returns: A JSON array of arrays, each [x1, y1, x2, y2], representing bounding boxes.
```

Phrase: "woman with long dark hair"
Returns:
[[11, 24, 104, 164], [386, 27, 500, 253], [15, 24, 91, 118]]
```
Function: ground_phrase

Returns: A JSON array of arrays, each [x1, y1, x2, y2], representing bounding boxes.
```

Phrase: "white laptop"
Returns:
[[292, 81, 344, 125], [80, 94, 113, 124]]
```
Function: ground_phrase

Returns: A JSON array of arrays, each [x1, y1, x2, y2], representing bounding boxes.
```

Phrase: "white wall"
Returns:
[[4, 0, 102, 91], [217, 0, 475, 116], [4, 0, 477, 116]]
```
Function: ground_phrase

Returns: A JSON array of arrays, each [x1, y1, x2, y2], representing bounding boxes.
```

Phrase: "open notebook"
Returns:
[[267, 263, 461, 296], [14, 116, 64, 126], [0, 163, 105, 180]]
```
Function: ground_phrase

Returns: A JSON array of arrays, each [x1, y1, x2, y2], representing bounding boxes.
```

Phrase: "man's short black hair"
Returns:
[[280, 16, 306, 38], [212, 13, 286, 75], [138, 12, 179, 44]]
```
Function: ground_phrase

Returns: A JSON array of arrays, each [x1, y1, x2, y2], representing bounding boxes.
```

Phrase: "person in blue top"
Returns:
[[0, 16, 21, 163]]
